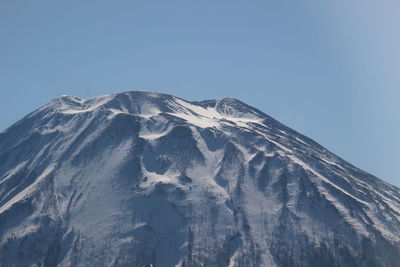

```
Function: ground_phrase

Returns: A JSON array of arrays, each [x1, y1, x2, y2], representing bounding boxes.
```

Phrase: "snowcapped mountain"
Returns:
[[0, 91, 399, 267]]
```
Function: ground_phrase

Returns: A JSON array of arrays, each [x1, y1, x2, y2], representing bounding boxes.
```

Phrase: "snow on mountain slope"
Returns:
[[0, 91, 399, 267]]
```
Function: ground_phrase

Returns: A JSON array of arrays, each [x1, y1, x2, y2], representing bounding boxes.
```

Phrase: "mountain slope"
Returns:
[[0, 91, 399, 267]]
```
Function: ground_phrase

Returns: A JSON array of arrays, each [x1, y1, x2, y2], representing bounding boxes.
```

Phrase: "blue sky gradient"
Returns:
[[1, 0, 399, 186]]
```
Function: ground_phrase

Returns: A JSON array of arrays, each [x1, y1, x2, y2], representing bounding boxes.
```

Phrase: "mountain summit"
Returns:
[[0, 91, 399, 267]]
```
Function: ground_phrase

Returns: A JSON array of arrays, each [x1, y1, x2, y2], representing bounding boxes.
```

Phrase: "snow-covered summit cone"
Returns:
[[0, 90, 399, 267]]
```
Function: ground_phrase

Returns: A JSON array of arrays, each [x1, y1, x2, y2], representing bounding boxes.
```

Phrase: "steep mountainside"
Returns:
[[0, 91, 399, 267]]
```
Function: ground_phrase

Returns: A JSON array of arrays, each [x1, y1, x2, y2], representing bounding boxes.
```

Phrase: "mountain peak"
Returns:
[[40, 91, 268, 130]]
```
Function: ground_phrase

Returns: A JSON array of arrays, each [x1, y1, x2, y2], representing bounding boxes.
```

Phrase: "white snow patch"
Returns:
[[141, 168, 176, 186], [139, 116, 174, 141], [166, 98, 263, 129], [61, 95, 112, 114], [139, 102, 161, 118], [319, 157, 346, 172]]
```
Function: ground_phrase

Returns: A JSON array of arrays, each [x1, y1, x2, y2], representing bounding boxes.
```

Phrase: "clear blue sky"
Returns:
[[1, 0, 399, 186]]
